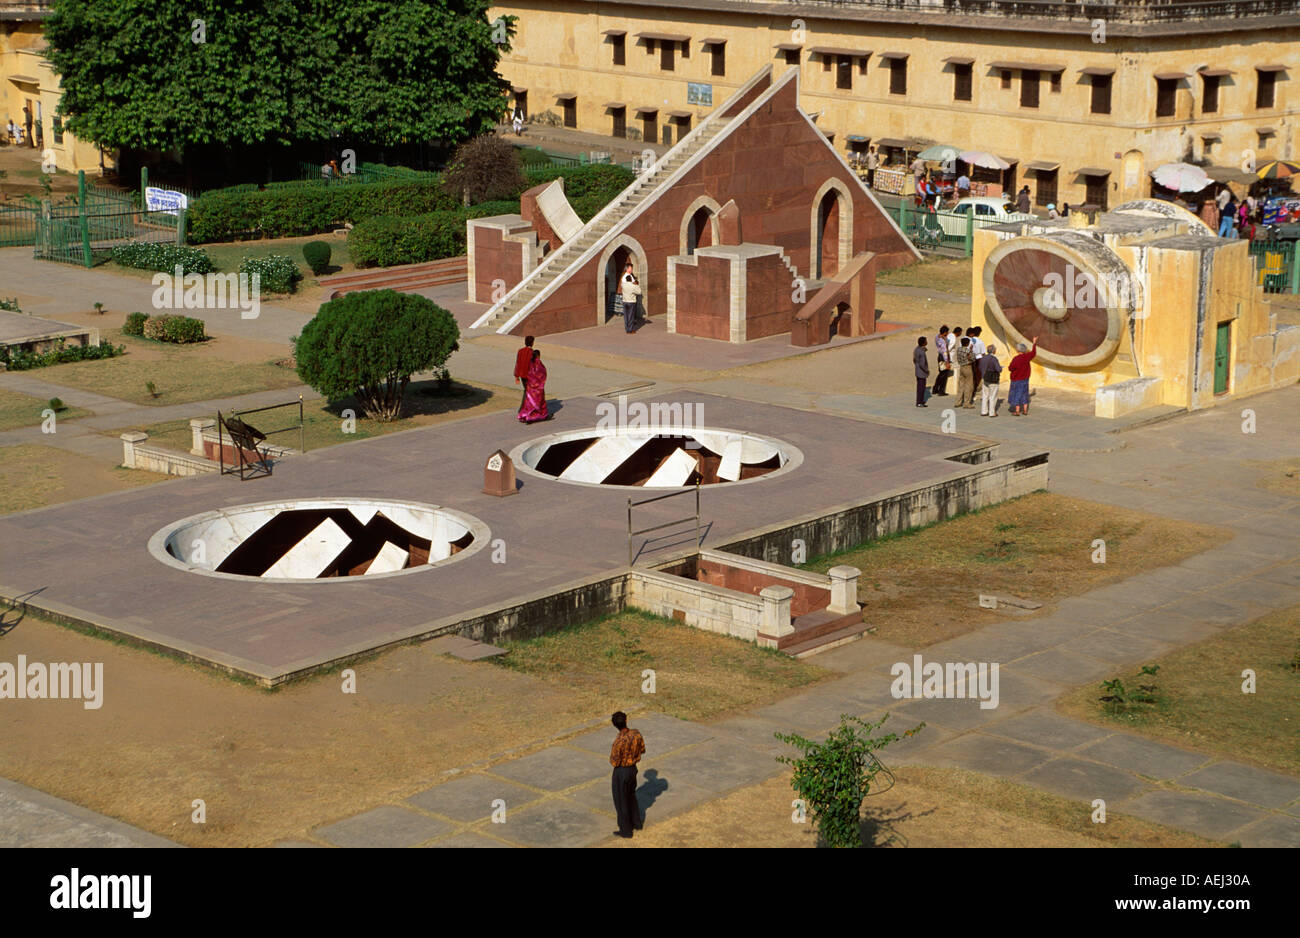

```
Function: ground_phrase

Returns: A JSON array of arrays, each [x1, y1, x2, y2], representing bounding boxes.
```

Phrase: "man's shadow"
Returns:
[[0, 590, 39, 638], [635, 768, 669, 826]]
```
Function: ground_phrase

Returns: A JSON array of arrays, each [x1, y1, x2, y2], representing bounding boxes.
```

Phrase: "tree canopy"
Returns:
[[294, 289, 460, 421], [44, 0, 513, 153]]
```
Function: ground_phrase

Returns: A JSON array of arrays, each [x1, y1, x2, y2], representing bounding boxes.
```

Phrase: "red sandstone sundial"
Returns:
[[982, 235, 1128, 369]]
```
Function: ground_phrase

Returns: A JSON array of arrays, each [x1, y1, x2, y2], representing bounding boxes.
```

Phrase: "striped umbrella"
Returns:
[[1256, 159, 1300, 179]]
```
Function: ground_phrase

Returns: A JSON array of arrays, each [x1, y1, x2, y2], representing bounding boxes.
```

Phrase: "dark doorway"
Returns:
[[815, 190, 841, 280], [606, 246, 631, 322], [686, 207, 714, 255]]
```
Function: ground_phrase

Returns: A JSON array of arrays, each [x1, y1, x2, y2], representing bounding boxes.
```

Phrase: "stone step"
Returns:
[[778, 608, 869, 657], [782, 620, 870, 659]]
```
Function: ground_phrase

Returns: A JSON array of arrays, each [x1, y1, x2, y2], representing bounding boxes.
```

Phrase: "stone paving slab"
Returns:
[[803, 637, 915, 674], [1020, 757, 1151, 803], [491, 800, 613, 848], [882, 720, 957, 765], [313, 806, 454, 848], [649, 739, 784, 794], [565, 769, 716, 823], [1179, 762, 1300, 809], [450, 641, 508, 661], [889, 695, 1016, 733], [919, 734, 1054, 778], [1059, 629, 1176, 666], [985, 709, 1112, 751], [1076, 734, 1211, 780], [1011, 648, 1115, 685], [1122, 791, 1264, 841], [0, 776, 178, 848], [1251, 565, 1300, 589], [750, 692, 882, 735], [407, 774, 542, 822], [566, 711, 714, 758], [1230, 813, 1300, 849], [422, 831, 517, 848], [1160, 595, 1269, 626], [484, 745, 610, 792], [1212, 578, 1300, 612], [704, 715, 801, 755], [1105, 611, 1226, 644]]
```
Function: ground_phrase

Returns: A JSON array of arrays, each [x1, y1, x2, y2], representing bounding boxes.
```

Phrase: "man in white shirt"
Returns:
[[968, 326, 987, 384], [865, 147, 879, 188], [1216, 187, 1231, 212]]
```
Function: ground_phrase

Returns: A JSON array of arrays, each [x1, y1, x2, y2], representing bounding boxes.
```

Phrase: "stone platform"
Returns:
[[0, 392, 1045, 684]]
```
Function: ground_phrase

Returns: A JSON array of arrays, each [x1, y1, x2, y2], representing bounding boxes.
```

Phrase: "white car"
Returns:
[[937, 197, 1036, 237]]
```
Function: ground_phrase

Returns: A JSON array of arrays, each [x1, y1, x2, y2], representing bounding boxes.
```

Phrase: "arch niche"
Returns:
[[679, 195, 723, 256], [810, 178, 853, 280], [596, 234, 650, 325]]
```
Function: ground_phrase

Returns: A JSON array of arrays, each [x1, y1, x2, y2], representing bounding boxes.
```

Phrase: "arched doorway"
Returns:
[[685, 206, 715, 255], [596, 234, 649, 327], [816, 190, 841, 279], [809, 179, 853, 281], [604, 246, 631, 323]]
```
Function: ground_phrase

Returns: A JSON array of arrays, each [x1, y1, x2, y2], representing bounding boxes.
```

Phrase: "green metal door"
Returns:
[[1213, 322, 1230, 395]]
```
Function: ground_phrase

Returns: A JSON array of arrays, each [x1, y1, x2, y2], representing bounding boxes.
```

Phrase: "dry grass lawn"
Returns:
[[26, 332, 303, 406], [495, 611, 830, 722], [109, 378, 515, 453], [877, 256, 973, 297], [617, 765, 1218, 848], [0, 389, 90, 430], [0, 443, 168, 515], [805, 492, 1226, 648], [0, 608, 824, 846], [1058, 605, 1300, 776]]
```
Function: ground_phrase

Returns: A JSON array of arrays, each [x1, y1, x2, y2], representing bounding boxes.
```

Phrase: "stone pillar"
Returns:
[[120, 431, 148, 469], [758, 585, 795, 649], [827, 565, 862, 615], [190, 418, 215, 456]]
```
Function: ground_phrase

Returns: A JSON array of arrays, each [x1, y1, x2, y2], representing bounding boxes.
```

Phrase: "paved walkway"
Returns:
[[277, 386, 1300, 848]]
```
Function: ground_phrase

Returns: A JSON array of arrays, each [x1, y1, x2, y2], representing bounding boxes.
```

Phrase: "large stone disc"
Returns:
[[982, 234, 1128, 369]]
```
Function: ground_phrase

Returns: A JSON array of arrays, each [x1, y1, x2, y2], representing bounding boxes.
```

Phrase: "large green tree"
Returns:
[[44, 0, 512, 153]]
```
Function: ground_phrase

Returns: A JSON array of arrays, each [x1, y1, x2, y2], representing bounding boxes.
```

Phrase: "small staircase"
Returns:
[[474, 117, 734, 334], [317, 256, 468, 299], [778, 608, 869, 658]]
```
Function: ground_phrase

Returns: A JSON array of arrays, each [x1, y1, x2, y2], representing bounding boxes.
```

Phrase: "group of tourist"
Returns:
[[1198, 186, 1261, 240], [915, 325, 1039, 417]]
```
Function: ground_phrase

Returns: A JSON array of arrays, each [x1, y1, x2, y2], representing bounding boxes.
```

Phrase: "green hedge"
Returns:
[[0, 340, 125, 370], [110, 241, 215, 275], [523, 164, 634, 221], [141, 314, 207, 344], [123, 312, 149, 336], [348, 201, 519, 268], [240, 254, 299, 294], [185, 179, 461, 243]]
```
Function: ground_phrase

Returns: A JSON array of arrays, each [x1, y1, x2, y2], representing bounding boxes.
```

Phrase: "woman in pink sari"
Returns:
[[518, 349, 549, 423]]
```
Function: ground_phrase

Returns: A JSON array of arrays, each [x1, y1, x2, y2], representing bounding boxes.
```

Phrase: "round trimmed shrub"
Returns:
[[142, 314, 205, 344], [303, 240, 332, 275], [124, 312, 149, 336], [294, 290, 460, 422]]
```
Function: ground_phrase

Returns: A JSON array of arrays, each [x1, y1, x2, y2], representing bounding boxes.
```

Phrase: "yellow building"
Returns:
[[970, 202, 1300, 417], [492, 0, 1298, 208], [1, 1, 105, 174]]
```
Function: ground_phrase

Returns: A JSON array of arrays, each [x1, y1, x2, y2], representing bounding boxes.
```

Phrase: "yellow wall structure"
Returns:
[[1, 19, 107, 175], [971, 206, 1300, 417], [491, 0, 1298, 207]]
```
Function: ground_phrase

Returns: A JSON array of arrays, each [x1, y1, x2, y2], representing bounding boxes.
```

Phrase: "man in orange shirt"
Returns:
[[609, 711, 645, 838], [514, 336, 535, 410]]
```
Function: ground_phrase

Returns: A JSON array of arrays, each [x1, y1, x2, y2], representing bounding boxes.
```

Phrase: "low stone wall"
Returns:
[[121, 433, 218, 477], [627, 568, 768, 643], [715, 450, 1049, 564]]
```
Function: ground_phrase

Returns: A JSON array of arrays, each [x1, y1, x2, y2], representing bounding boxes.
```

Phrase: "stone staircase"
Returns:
[[474, 117, 734, 334]]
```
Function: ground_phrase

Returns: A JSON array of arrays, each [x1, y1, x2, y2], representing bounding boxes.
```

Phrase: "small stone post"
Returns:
[[120, 431, 148, 469], [827, 565, 862, 615], [758, 585, 795, 648], [190, 417, 215, 456]]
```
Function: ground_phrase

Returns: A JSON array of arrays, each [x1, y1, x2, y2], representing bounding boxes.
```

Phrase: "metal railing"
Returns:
[[217, 397, 306, 479], [627, 482, 701, 566]]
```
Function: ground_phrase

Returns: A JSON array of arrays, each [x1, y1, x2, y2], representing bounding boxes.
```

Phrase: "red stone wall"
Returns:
[[469, 224, 528, 304], [696, 558, 830, 618], [745, 254, 802, 340], [510, 73, 914, 338], [674, 254, 733, 341], [521, 181, 563, 252]]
